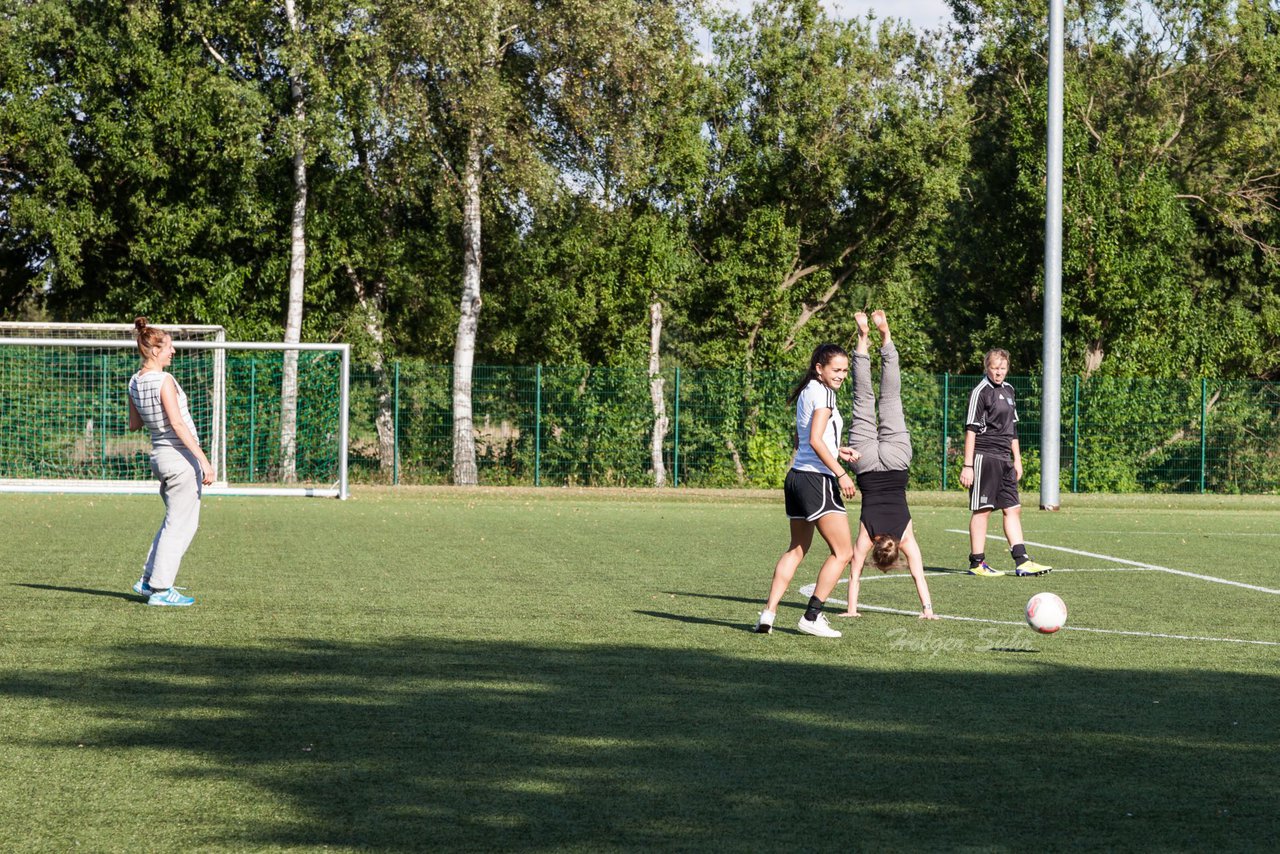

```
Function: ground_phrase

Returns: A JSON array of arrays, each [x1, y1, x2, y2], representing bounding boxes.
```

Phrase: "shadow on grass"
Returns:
[[2, 638, 1277, 850], [633, 610, 754, 631], [14, 582, 140, 603], [665, 569, 966, 611]]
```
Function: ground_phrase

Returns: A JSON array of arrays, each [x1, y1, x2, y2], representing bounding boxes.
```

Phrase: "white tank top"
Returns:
[[129, 370, 199, 449]]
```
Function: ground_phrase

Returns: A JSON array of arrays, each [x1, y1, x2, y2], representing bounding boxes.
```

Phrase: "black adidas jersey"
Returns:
[[964, 377, 1018, 454]]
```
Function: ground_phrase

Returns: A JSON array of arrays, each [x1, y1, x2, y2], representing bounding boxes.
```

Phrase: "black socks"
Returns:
[[803, 595, 824, 622], [973, 547, 1033, 567]]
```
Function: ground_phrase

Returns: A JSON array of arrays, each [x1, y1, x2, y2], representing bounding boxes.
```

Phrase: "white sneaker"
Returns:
[[797, 613, 842, 638], [753, 610, 775, 634]]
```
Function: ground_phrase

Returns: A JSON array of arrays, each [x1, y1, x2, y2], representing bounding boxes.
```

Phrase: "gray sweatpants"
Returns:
[[143, 445, 203, 590], [848, 343, 913, 474]]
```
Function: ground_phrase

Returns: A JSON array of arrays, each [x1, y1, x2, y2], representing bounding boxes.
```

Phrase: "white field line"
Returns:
[[945, 529, 1280, 596], [1026, 567, 1157, 574], [797, 582, 1280, 647], [1072, 530, 1280, 537], [847, 567, 1154, 583]]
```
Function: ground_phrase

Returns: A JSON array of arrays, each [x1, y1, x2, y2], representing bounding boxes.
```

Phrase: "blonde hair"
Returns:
[[984, 348, 1011, 370]]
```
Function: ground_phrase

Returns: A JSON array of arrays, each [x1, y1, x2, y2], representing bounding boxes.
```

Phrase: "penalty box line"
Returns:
[[797, 582, 1280, 647], [945, 529, 1280, 596]]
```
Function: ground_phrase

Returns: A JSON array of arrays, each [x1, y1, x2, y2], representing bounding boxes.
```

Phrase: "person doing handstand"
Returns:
[[837, 311, 937, 620]]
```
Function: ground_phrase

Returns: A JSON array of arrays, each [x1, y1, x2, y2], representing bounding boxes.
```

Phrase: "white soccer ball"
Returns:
[[1025, 592, 1068, 634]]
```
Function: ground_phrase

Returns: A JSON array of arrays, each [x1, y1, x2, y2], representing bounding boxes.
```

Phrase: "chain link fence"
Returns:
[[345, 364, 1280, 494]]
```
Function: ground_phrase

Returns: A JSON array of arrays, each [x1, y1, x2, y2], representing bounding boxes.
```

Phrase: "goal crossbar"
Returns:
[[0, 338, 350, 499], [0, 322, 227, 335]]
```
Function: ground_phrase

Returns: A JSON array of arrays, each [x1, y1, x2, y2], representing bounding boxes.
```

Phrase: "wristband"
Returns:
[[962, 464, 973, 468]]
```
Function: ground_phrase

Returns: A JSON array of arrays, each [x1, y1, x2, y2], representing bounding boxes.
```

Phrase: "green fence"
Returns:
[[3, 346, 1275, 494], [224, 351, 346, 484], [347, 365, 1280, 494]]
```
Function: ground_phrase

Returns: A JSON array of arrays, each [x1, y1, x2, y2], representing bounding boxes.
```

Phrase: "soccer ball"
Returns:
[[1025, 592, 1068, 634]]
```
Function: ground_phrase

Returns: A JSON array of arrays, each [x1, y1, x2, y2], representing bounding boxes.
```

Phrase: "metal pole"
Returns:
[[534, 364, 542, 487], [339, 346, 350, 500], [1071, 374, 1080, 493], [941, 372, 949, 490], [214, 331, 226, 484], [393, 361, 400, 486], [673, 367, 681, 487], [100, 353, 108, 478], [1040, 0, 1065, 511], [1199, 377, 1207, 494], [249, 359, 257, 483], [0, 338, 346, 352]]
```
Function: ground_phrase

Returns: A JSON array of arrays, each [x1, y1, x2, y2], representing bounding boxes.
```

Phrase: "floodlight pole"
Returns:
[[1040, 0, 1065, 511]]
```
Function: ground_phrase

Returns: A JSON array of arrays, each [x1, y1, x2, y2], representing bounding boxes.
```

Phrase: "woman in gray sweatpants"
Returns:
[[127, 317, 215, 607], [836, 311, 937, 620]]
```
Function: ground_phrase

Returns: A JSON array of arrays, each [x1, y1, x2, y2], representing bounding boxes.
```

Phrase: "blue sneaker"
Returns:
[[147, 588, 194, 607], [132, 577, 154, 596]]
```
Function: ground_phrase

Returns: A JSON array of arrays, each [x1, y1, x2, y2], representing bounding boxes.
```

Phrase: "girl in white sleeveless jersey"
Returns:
[[127, 317, 214, 606], [753, 343, 860, 639]]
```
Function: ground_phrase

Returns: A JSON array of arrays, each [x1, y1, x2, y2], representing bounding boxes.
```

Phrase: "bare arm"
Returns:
[[809, 406, 855, 498], [899, 525, 937, 620], [960, 382, 984, 488], [1011, 438, 1023, 480], [959, 430, 976, 487], [160, 376, 214, 485], [128, 396, 144, 431], [838, 525, 873, 617]]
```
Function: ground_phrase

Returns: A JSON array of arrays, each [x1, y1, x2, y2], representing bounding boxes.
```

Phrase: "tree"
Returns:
[[384, 0, 697, 484], [941, 0, 1280, 378], [0, 0, 280, 330], [189, 0, 400, 474], [278, 0, 311, 482], [693, 0, 971, 371]]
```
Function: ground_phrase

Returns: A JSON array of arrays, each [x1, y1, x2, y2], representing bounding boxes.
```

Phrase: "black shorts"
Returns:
[[784, 469, 847, 521], [969, 452, 1020, 511]]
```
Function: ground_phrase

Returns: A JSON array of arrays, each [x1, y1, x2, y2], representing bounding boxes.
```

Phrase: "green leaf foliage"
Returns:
[[1, 0, 1278, 393]]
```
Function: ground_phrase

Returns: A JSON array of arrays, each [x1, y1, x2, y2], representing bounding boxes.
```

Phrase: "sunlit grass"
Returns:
[[1, 487, 1277, 850]]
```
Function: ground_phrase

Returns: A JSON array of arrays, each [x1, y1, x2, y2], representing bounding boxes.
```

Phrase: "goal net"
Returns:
[[0, 324, 349, 498]]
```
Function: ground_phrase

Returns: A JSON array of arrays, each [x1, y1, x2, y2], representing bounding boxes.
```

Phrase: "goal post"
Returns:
[[0, 335, 350, 499]]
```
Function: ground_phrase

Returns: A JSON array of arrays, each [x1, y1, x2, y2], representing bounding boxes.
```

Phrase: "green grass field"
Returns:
[[2, 487, 1278, 851]]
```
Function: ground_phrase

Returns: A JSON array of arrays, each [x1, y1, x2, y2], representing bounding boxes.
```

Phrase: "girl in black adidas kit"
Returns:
[[958, 349, 1051, 577], [837, 312, 937, 620]]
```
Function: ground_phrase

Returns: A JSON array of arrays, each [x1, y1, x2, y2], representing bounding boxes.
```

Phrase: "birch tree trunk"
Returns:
[[452, 122, 483, 485], [349, 267, 396, 476], [648, 301, 668, 487], [279, 0, 307, 483]]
